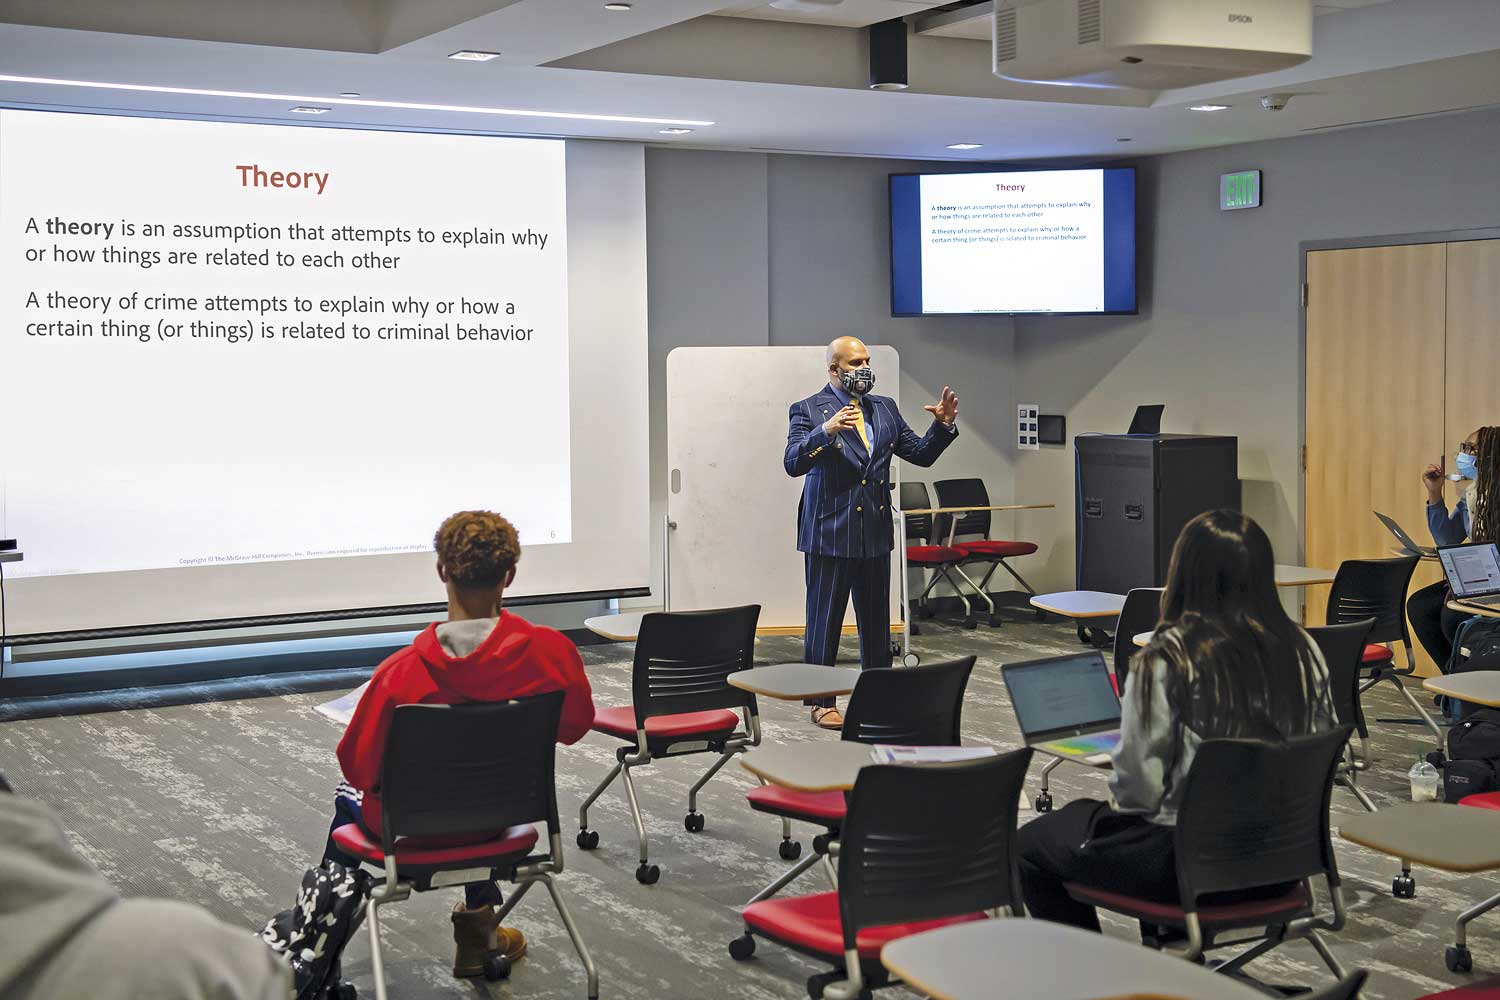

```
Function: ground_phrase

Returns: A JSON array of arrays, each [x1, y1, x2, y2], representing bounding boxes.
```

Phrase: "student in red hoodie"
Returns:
[[320, 510, 595, 979]]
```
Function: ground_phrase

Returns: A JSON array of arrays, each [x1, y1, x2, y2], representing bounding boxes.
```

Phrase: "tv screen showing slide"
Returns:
[[889, 166, 1136, 316], [0, 109, 649, 637]]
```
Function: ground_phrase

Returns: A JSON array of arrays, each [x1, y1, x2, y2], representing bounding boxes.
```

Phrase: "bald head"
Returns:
[[826, 336, 868, 369]]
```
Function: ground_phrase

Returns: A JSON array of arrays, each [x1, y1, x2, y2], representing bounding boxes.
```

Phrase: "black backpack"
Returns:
[[1444, 707, 1500, 803], [261, 861, 371, 1000]]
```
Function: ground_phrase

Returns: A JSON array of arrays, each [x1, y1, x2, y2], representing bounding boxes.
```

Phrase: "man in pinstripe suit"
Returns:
[[785, 337, 959, 729]]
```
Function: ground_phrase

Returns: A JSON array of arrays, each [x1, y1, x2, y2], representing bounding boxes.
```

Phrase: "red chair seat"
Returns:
[[743, 891, 986, 960], [591, 705, 740, 741], [746, 785, 847, 823], [905, 545, 964, 566], [331, 822, 537, 867], [1462, 792, 1500, 811], [1362, 644, 1394, 664], [954, 540, 1039, 559], [1064, 882, 1311, 928]]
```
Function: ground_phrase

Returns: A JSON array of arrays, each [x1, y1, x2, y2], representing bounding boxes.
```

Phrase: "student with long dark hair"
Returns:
[[1408, 425, 1500, 669], [1016, 509, 1336, 929]]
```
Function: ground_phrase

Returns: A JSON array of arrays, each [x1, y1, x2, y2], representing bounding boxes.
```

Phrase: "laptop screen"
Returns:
[[1002, 652, 1121, 741], [1440, 542, 1500, 598]]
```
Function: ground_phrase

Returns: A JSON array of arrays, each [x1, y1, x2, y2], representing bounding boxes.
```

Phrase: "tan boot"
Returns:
[[451, 904, 527, 978]]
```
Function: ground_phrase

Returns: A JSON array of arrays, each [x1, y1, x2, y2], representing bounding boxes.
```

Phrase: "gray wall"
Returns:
[[1012, 105, 1500, 590], [637, 149, 1018, 605]]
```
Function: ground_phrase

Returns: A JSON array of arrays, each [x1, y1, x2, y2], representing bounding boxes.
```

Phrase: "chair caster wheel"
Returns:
[[1393, 874, 1416, 898], [1427, 751, 1447, 768], [684, 812, 705, 833], [910, 622, 921, 636], [988, 615, 1003, 628], [1034, 792, 1053, 813], [482, 953, 511, 982], [577, 829, 599, 850], [812, 833, 832, 854], [729, 933, 756, 961], [1034, 608, 1046, 622], [963, 616, 978, 630], [1447, 945, 1473, 973], [780, 839, 803, 860], [807, 972, 836, 999], [902, 653, 920, 667], [636, 863, 661, 885], [333, 983, 357, 1000]]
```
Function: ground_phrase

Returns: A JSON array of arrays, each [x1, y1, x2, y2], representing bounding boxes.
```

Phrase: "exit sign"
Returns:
[[1220, 170, 1261, 211]]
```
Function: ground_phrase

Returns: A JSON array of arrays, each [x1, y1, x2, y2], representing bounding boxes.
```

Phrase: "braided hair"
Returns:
[[1471, 427, 1500, 544]]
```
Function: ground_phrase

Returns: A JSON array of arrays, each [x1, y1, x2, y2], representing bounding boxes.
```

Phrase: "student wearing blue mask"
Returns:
[[1408, 426, 1500, 668]]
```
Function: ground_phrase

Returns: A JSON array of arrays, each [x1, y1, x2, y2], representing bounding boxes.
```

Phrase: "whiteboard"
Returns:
[[666, 346, 903, 630]]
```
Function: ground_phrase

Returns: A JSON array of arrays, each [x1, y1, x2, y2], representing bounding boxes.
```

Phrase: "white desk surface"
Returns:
[[881, 919, 1268, 1000], [583, 611, 647, 641], [740, 741, 873, 793], [728, 664, 862, 701], [1028, 591, 1125, 619], [1273, 564, 1338, 588], [1423, 670, 1500, 708], [1339, 802, 1500, 872], [1132, 631, 1153, 649]]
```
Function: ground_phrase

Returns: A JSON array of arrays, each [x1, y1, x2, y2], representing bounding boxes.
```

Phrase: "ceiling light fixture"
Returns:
[[1189, 103, 1230, 112], [946, 143, 983, 150], [338, 91, 361, 98], [0, 74, 716, 127], [289, 106, 330, 115], [1117, 137, 1132, 142], [604, 2, 633, 9], [448, 50, 501, 62], [658, 128, 693, 135]]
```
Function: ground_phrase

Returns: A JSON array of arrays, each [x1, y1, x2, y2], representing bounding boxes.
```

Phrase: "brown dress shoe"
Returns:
[[451, 903, 528, 978], [811, 706, 844, 731]]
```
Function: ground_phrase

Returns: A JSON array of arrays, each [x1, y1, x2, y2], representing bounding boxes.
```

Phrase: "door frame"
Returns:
[[1297, 226, 1500, 561]]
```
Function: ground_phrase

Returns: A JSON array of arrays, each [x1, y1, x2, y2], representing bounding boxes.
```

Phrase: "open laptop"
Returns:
[[1001, 651, 1121, 765], [1439, 542, 1500, 610], [1375, 511, 1436, 557]]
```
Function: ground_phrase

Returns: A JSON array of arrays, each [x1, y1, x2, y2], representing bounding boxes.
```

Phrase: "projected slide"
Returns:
[[889, 167, 1135, 315], [0, 110, 571, 579]]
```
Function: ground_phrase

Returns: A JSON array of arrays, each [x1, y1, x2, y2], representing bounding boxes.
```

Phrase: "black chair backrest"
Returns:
[[840, 657, 976, 746], [1174, 728, 1351, 905], [838, 748, 1033, 947], [1112, 588, 1162, 691], [1324, 557, 1419, 646], [380, 692, 563, 847], [1305, 970, 1368, 1000], [1307, 619, 1375, 738], [632, 606, 759, 724], [900, 481, 934, 544], [933, 478, 991, 545]]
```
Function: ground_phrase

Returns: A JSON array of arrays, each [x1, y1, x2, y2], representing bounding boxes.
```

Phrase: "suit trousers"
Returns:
[[803, 551, 891, 707]]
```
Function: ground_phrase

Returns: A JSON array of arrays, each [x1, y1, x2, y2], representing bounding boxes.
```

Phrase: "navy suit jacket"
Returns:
[[785, 383, 958, 558]]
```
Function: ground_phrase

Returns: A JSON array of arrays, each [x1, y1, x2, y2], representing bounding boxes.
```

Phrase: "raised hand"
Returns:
[[924, 386, 958, 426]]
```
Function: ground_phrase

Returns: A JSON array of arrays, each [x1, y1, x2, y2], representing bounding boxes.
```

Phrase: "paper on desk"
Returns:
[[869, 745, 998, 765], [315, 682, 369, 727]]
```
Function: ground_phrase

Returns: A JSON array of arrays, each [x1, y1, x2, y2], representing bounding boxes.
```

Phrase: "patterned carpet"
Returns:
[[0, 613, 1494, 1000]]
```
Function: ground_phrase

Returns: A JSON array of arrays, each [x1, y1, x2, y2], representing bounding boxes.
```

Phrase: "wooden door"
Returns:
[[1304, 244, 1447, 671]]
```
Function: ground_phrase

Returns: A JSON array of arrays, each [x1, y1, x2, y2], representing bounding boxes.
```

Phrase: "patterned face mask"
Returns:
[[839, 366, 876, 396]]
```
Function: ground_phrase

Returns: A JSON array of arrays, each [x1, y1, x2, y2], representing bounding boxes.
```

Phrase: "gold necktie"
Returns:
[[851, 398, 870, 450]]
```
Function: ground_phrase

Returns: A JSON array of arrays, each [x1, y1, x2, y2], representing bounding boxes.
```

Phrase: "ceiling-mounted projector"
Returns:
[[768, 0, 846, 11], [994, 0, 1313, 91]]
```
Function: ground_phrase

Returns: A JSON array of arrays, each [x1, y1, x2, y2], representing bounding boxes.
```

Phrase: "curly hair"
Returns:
[[1472, 426, 1500, 544], [434, 510, 521, 589]]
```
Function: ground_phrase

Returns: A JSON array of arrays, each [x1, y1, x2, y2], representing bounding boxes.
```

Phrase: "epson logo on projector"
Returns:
[[1228, 13, 1253, 22]]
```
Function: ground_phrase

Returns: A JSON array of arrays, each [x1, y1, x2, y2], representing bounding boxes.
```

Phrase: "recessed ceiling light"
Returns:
[[338, 91, 361, 98], [289, 106, 330, 115], [658, 128, 694, 135], [604, 2, 633, 8], [448, 50, 501, 62], [1117, 137, 1132, 142], [0, 74, 715, 127], [946, 143, 983, 150], [1189, 104, 1230, 112]]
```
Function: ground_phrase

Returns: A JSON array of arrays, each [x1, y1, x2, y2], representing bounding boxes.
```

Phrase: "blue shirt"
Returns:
[[1428, 495, 1472, 547]]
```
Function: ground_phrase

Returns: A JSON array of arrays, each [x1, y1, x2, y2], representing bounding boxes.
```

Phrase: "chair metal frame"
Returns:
[[357, 695, 598, 1000]]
